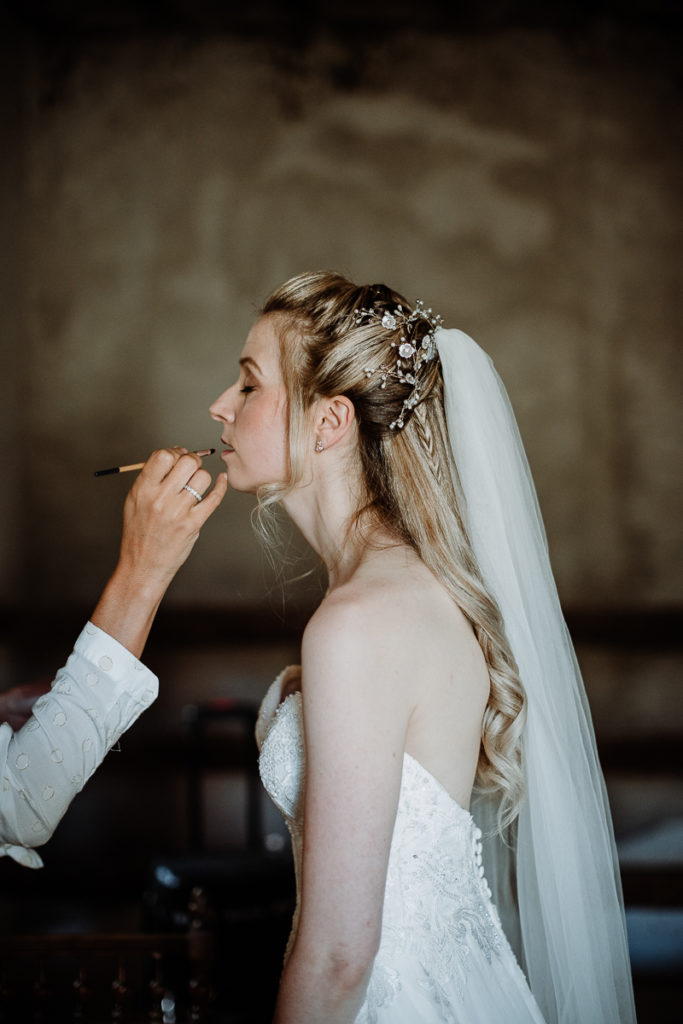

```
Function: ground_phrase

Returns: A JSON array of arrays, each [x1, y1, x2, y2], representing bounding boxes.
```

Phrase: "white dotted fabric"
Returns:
[[0, 622, 159, 868]]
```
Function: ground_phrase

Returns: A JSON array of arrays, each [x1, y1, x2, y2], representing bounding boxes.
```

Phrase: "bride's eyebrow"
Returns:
[[239, 356, 262, 375]]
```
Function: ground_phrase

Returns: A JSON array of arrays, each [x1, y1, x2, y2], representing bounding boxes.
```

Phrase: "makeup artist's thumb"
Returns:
[[196, 472, 229, 518]]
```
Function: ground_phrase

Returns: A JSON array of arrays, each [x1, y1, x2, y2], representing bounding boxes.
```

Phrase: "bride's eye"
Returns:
[[240, 385, 256, 394]]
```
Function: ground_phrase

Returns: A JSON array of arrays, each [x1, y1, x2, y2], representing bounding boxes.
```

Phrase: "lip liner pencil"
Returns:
[[94, 448, 216, 477]]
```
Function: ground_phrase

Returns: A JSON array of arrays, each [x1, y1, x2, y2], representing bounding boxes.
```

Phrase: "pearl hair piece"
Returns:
[[353, 300, 443, 429]]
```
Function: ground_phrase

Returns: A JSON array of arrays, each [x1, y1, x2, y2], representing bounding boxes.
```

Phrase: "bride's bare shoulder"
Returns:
[[300, 583, 416, 717], [302, 584, 381, 655], [302, 551, 468, 670]]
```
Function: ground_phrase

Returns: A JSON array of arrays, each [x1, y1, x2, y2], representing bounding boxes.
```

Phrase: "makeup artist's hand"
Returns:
[[90, 448, 228, 657], [118, 447, 228, 588], [0, 680, 51, 731]]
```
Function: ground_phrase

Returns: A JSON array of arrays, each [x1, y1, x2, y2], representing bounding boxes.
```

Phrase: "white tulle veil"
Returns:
[[435, 328, 636, 1024]]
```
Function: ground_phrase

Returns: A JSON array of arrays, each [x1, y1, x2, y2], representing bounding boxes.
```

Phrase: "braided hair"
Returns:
[[258, 271, 526, 828]]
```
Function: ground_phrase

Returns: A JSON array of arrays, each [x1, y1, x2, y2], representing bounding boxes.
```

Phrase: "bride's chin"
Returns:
[[226, 477, 256, 495], [226, 469, 285, 496], [229, 473, 267, 497]]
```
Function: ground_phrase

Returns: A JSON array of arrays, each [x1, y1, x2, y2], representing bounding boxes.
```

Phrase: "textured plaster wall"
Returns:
[[2, 24, 680, 611], [0, 27, 25, 598]]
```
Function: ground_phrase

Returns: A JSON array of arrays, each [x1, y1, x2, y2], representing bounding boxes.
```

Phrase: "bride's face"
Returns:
[[209, 317, 290, 494]]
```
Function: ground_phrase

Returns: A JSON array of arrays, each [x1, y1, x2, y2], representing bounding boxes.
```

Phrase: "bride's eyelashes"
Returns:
[[240, 385, 256, 394]]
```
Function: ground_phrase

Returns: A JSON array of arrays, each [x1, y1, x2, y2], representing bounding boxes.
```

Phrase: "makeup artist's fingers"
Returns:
[[151, 450, 206, 497], [133, 450, 209, 506], [127, 449, 224, 526], [118, 456, 225, 586], [173, 453, 207, 490], [181, 468, 212, 501], [126, 450, 217, 516], [168, 448, 228, 516], [138, 447, 189, 485], [190, 471, 228, 522]]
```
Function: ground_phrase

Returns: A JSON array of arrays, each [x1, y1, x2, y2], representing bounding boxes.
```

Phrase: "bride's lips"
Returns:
[[220, 441, 235, 458]]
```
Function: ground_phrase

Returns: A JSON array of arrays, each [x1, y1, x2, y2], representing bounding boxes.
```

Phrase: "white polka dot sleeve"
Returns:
[[0, 621, 159, 868]]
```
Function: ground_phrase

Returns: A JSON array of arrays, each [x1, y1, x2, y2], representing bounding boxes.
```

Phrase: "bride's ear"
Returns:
[[313, 395, 356, 450]]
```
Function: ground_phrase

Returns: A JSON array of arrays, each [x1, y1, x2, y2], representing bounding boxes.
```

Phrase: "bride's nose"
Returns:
[[209, 387, 236, 424]]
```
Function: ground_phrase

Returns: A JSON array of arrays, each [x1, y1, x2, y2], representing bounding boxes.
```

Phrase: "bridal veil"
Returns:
[[435, 328, 636, 1024]]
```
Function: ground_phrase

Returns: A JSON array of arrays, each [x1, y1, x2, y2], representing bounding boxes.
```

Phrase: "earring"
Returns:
[[314, 439, 324, 453]]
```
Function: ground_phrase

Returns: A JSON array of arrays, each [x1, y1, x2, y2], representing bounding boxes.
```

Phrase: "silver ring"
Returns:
[[183, 484, 203, 504]]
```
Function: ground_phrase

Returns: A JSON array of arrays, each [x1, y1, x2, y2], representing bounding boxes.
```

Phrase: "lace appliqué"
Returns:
[[256, 677, 305, 963], [257, 686, 305, 824], [256, 681, 510, 1024], [356, 755, 505, 1023]]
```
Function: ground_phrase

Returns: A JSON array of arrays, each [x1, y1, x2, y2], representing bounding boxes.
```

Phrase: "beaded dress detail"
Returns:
[[256, 671, 545, 1024]]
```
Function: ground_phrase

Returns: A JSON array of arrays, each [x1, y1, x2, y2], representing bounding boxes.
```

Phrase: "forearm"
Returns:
[[90, 449, 227, 659], [90, 561, 169, 659], [0, 624, 157, 855], [274, 947, 371, 1024]]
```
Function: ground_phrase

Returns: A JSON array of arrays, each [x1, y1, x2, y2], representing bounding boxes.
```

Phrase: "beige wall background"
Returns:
[[1, 11, 680, 621]]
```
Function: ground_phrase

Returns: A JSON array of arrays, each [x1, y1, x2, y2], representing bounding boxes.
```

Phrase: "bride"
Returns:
[[209, 272, 635, 1024]]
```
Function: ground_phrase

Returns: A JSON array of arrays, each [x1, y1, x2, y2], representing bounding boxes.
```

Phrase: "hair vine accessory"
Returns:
[[353, 300, 443, 429]]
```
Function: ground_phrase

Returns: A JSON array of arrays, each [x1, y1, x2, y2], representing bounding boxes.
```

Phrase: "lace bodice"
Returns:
[[256, 670, 540, 1024]]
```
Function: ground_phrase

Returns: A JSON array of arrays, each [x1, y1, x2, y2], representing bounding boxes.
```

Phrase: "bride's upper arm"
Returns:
[[294, 598, 411, 971]]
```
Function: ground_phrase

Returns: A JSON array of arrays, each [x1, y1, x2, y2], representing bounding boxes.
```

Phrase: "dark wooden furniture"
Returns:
[[0, 887, 213, 1023]]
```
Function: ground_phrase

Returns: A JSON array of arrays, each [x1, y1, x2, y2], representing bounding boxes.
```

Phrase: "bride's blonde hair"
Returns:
[[258, 270, 525, 827]]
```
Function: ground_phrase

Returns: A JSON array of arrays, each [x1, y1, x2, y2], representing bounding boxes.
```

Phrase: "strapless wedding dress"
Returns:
[[256, 670, 545, 1023]]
